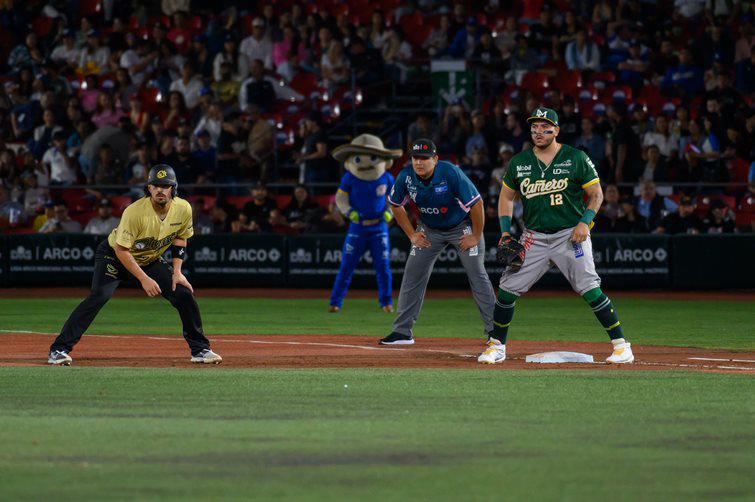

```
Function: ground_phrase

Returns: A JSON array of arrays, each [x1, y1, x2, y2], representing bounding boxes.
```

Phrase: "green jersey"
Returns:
[[501, 144, 599, 233]]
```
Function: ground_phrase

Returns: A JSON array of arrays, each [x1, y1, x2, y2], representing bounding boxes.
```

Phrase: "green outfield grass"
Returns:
[[0, 368, 752, 500], [0, 296, 752, 349], [1, 296, 753, 499]]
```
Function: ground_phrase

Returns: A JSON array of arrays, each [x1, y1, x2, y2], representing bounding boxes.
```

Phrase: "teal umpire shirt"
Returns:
[[388, 160, 482, 230]]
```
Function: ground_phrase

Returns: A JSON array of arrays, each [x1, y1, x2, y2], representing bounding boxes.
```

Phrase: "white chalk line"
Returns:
[[0, 330, 476, 359], [1, 330, 753, 371], [689, 357, 755, 363]]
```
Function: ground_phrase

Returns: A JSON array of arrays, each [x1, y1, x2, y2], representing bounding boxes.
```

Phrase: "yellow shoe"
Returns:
[[606, 342, 634, 364], [478, 342, 506, 364]]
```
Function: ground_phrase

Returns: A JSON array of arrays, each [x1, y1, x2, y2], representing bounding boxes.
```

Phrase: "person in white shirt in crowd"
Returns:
[[321, 39, 350, 86], [21, 171, 49, 219], [84, 198, 120, 235], [38, 202, 83, 233], [43, 131, 77, 185], [77, 30, 110, 75], [240, 17, 273, 70], [565, 30, 601, 71], [50, 30, 81, 69], [169, 60, 203, 109], [642, 115, 679, 160], [213, 34, 249, 82], [193, 101, 224, 147], [119, 39, 158, 87]]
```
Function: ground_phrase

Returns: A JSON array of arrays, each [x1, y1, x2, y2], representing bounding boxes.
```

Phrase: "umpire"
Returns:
[[380, 139, 495, 345], [47, 165, 222, 365]]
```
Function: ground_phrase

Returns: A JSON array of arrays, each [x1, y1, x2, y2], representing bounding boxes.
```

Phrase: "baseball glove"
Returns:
[[497, 236, 525, 272]]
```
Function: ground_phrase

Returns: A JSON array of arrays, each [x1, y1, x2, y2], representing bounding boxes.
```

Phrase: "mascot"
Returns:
[[329, 134, 402, 312]]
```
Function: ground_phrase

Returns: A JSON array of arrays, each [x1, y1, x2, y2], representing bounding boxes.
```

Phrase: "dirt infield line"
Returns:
[[0, 288, 753, 301], [1, 331, 754, 374]]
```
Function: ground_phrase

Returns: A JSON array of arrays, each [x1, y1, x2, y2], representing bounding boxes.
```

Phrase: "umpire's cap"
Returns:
[[146, 164, 178, 195], [410, 139, 437, 158]]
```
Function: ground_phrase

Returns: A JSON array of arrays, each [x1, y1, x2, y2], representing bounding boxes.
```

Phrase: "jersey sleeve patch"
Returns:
[[582, 178, 600, 188]]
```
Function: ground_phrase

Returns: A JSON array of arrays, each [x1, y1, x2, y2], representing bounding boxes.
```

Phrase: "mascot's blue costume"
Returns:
[[329, 134, 402, 312]]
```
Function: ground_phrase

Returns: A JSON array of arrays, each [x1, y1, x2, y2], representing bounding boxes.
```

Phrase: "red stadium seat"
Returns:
[[520, 72, 550, 96], [80, 0, 102, 17], [225, 196, 253, 210], [275, 195, 292, 210], [110, 195, 133, 216], [313, 195, 334, 208], [290, 72, 319, 98], [187, 195, 216, 211], [589, 71, 617, 86]]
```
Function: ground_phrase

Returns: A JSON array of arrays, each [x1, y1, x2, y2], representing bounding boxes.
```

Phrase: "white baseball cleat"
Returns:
[[48, 350, 72, 366], [478, 342, 506, 364], [606, 342, 634, 364], [191, 349, 223, 364]]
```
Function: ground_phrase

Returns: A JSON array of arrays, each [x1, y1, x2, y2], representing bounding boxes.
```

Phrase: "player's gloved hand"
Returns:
[[383, 210, 393, 223], [140, 276, 162, 297], [348, 210, 360, 224], [497, 234, 525, 272]]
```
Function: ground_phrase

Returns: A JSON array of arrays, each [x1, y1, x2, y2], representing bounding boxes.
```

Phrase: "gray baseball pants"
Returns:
[[392, 220, 495, 337]]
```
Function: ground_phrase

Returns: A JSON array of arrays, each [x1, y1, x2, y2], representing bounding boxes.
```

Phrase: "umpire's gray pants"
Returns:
[[393, 220, 495, 337]]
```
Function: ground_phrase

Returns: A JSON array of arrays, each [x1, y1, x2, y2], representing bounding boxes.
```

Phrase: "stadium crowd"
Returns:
[[0, 0, 753, 236]]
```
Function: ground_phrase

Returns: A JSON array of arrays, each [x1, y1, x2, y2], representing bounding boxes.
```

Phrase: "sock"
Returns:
[[492, 289, 518, 345], [582, 288, 625, 341]]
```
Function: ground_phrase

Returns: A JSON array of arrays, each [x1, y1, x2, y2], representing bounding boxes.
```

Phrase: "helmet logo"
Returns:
[[157, 170, 167, 179]]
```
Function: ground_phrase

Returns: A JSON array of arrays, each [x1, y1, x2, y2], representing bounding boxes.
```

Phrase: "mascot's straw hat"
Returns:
[[332, 134, 403, 162]]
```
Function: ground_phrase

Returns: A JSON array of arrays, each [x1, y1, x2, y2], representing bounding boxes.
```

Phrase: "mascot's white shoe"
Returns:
[[478, 342, 506, 364], [606, 342, 634, 364]]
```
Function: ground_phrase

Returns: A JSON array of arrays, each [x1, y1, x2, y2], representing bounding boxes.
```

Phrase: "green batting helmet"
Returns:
[[145, 164, 178, 196]]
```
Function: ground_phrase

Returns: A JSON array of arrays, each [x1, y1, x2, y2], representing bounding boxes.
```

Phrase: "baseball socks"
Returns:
[[583, 288, 633, 363], [490, 289, 518, 346]]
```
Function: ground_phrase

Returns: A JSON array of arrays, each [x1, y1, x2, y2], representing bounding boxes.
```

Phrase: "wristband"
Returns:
[[170, 245, 186, 261], [499, 215, 512, 234], [579, 209, 597, 226]]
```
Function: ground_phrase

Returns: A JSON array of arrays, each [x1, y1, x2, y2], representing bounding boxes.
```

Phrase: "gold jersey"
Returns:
[[107, 196, 193, 266]]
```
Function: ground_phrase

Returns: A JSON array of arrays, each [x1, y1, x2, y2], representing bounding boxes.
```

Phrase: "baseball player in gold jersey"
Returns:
[[47, 165, 222, 365]]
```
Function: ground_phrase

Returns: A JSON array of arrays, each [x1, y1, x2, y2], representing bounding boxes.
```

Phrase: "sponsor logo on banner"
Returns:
[[228, 248, 282, 262], [420, 207, 440, 214], [289, 248, 313, 263], [194, 247, 218, 262], [41, 246, 94, 260], [11, 246, 32, 260]]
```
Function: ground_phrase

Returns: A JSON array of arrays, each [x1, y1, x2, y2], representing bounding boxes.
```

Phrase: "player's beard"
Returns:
[[533, 136, 555, 151]]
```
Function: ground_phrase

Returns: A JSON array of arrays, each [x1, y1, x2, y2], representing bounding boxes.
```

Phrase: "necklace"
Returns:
[[534, 144, 562, 178]]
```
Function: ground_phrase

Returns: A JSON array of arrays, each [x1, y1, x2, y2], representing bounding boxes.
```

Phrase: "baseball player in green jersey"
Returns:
[[478, 108, 634, 364]]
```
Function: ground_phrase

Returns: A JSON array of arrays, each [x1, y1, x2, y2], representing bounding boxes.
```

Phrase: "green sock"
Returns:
[[492, 289, 518, 345], [582, 288, 625, 340]]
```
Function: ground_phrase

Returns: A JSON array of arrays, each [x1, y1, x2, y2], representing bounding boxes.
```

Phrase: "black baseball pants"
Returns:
[[50, 240, 211, 355]]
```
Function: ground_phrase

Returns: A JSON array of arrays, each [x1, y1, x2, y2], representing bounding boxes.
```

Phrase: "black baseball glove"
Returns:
[[496, 236, 525, 272]]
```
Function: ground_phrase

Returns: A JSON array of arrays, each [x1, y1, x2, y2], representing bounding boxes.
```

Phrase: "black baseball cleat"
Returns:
[[379, 332, 415, 346]]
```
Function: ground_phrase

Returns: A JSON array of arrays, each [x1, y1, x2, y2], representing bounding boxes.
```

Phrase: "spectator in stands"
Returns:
[[575, 117, 607, 175], [214, 34, 248, 83], [188, 34, 213, 79], [211, 204, 233, 233], [643, 115, 679, 161], [382, 28, 412, 84], [216, 111, 248, 180], [407, 113, 441, 151], [92, 144, 122, 185], [565, 30, 600, 71], [190, 198, 213, 235], [501, 112, 529, 154], [125, 142, 150, 198], [616, 41, 649, 89], [169, 60, 203, 109], [239, 59, 276, 112], [43, 131, 77, 185], [193, 102, 223, 147], [271, 184, 322, 233], [317, 199, 347, 232], [557, 97, 581, 145], [193, 129, 217, 183], [607, 102, 641, 182], [162, 91, 190, 131], [702, 198, 736, 233], [20, 169, 48, 219], [240, 17, 273, 70], [529, 8, 558, 56], [295, 113, 329, 187], [700, 114, 724, 181], [91, 92, 125, 128], [78, 30, 110, 75], [174, 135, 200, 183], [447, 17, 480, 59], [508, 35, 539, 83], [247, 104, 274, 180], [51, 30, 81, 69], [120, 39, 158, 87], [635, 181, 678, 233], [662, 48, 704, 98], [369, 11, 390, 50], [237, 183, 277, 232], [321, 39, 351, 87], [655, 195, 703, 234], [38, 201, 82, 233], [594, 184, 636, 233], [84, 198, 120, 234], [489, 143, 513, 199], [7, 33, 43, 73], [0, 149, 17, 184], [32, 201, 55, 231], [29, 109, 64, 159], [0, 185, 25, 229], [423, 14, 452, 57], [639, 145, 669, 182], [348, 37, 384, 89]]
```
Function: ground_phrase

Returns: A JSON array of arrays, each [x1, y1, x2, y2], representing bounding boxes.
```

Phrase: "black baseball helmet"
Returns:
[[145, 164, 178, 197]]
